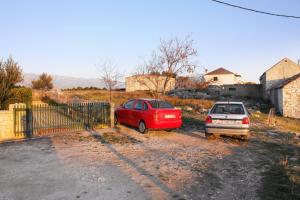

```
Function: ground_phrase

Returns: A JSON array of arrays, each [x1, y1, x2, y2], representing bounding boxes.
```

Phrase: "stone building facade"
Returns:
[[125, 75, 175, 92], [270, 73, 300, 119], [204, 67, 244, 85], [260, 58, 300, 100]]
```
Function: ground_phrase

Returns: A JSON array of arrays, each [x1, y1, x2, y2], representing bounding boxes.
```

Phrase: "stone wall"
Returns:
[[207, 84, 262, 99], [221, 84, 261, 99], [0, 110, 13, 140], [282, 77, 300, 119], [0, 104, 26, 141]]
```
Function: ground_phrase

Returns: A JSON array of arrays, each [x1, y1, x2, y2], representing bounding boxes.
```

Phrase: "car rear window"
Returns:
[[124, 100, 135, 109], [148, 100, 174, 109], [211, 104, 245, 115]]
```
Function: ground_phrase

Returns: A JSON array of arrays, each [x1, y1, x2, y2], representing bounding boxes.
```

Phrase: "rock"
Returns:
[[289, 157, 298, 161], [267, 131, 278, 136], [185, 106, 193, 111]]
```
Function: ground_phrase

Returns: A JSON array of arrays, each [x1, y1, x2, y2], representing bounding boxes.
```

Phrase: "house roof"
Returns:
[[205, 67, 236, 75], [260, 57, 299, 79], [271, 72, 300, 89]]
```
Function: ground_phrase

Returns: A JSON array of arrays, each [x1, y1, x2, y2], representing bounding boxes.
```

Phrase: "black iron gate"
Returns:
[[14, 102, 111, 137]]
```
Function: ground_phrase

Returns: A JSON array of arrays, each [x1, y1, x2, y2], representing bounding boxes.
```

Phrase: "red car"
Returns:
[[114, 98, 182, 133]]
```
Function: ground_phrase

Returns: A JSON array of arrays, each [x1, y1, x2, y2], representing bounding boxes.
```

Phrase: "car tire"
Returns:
[[138, 121, 147, 134]]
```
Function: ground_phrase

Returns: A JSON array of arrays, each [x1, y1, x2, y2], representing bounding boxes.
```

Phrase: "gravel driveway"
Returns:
[[0, 125, 299, 200]]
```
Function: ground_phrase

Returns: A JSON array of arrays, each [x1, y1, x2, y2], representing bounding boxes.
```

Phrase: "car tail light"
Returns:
[[153, 112, 158, 121], [206, 116, 212, 123], [242, 117, 250, 124]]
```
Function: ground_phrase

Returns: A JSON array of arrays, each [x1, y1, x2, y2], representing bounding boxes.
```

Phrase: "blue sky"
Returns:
[[1, 0, 300, 82]]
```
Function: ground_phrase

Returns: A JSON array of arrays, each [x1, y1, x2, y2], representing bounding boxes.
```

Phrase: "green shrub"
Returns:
[[5, 87, 32, 108], [41, 96, 60, 105]]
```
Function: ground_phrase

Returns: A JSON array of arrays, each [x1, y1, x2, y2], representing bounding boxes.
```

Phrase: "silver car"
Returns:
[[205, 102, 250, 140]]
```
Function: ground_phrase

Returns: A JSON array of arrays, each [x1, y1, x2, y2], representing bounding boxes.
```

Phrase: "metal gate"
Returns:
[[14, 102, 111, 137]]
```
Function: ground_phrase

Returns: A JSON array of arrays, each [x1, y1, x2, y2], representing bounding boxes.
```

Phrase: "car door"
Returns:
[[132, 100, 144, 127], [119, 100, 135, 125]]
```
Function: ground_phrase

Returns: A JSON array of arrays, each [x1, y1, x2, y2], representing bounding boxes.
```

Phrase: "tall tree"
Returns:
[[136, 36, 197, 97], [0, 56, 23, 109], [32, 73, 54, 90]]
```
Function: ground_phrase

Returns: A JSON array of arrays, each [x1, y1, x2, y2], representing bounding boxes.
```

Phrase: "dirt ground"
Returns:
[[0, 122, 300, 200]]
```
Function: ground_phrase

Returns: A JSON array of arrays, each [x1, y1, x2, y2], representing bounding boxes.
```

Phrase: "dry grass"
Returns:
[[62, 89, 214, 109], [251, 111, 300, 134]]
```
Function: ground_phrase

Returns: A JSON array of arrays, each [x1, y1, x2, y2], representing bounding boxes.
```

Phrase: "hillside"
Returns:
[[21, 73, 105, 89]]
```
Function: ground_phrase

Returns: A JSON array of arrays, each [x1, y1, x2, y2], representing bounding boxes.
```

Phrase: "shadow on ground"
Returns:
[[88, 129, 186, 200]]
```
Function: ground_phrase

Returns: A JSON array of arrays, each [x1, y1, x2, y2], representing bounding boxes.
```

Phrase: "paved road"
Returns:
[[0, 137, 149, 200]]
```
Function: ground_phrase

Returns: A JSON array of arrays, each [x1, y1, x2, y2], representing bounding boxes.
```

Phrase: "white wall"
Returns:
[[204, 74, 242, 85]]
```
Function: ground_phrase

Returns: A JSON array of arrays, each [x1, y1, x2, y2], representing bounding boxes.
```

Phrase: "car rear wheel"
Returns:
[[138, 121, 147, 134]]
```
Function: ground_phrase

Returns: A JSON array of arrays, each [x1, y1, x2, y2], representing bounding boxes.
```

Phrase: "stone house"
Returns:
[[204, 67, 243, 85], [260, 58, 300, 100], [269, 73, 300, 119], [125, 75, 175, 92]]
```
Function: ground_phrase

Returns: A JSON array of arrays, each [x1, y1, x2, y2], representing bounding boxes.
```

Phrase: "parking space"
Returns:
[[0, 125, 299, 200]]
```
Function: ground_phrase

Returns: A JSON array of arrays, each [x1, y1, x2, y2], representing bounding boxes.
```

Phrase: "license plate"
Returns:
[[165, 114, 175, 119], [221, 120, 235, 125], [213, 120, 235, 125]]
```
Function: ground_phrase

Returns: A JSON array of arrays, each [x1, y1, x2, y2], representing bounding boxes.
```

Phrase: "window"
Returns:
[[229, 88, 236, 92], [213, 77, 218, 81], [134, 101, 143, 110], [211, 104, 245, 115], [143, 102, 148, 110], [148, 100, 174, 109], [124, 100, 135, 109]]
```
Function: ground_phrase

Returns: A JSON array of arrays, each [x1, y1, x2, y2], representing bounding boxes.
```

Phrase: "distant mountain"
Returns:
[[21, 73, 106, 89]]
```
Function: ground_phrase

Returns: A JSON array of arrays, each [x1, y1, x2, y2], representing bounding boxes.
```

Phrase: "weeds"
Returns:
[[62, 90, 214, 109]]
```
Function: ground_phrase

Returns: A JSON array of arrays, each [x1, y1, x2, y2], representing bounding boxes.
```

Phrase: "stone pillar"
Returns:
[[110, 103, 115, 128], [0, 110, 13, 140], [0, 103, 27, 141]]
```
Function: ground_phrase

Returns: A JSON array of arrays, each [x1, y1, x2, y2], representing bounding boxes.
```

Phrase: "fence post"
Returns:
[[110, 103, 115, 128]]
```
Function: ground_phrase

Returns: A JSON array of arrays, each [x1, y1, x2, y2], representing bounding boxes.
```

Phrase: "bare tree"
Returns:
[[98, 61, 121, 103], [135, 36, 197, 97]]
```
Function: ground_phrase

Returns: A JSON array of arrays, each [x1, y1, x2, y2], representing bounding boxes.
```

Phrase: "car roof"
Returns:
[[215, 101, 244, 105]]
